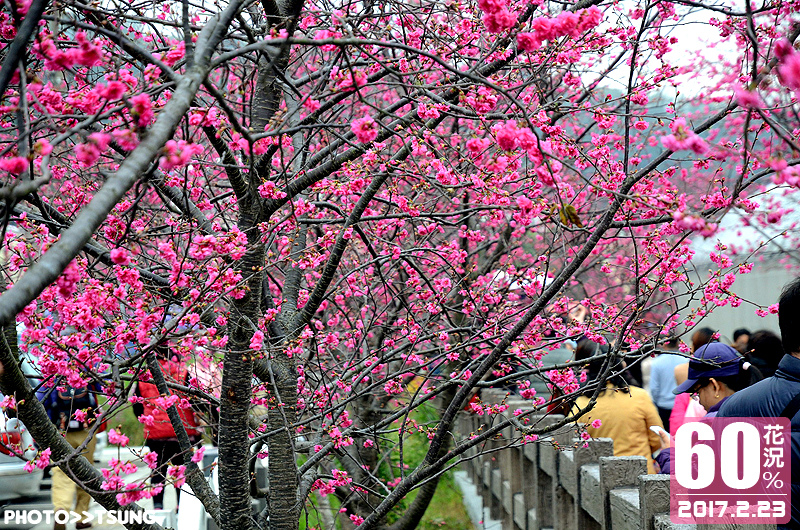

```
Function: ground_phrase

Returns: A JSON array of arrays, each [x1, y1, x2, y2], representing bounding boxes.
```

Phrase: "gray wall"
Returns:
[[677, 257, 794, 342]]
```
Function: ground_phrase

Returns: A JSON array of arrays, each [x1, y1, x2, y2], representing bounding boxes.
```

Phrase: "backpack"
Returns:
[[48, 384, 98, 432]]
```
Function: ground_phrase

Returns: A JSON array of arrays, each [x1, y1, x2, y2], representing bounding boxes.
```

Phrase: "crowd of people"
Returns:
[[543, 277, 800, 529]]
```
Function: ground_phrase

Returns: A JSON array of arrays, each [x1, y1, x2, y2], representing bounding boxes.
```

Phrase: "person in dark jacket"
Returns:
[[653, 343, 761, 474], [718, 278, 800, 530], [41, 380, 105, 530]]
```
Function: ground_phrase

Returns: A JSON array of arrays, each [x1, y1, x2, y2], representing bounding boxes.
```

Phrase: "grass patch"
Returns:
[[413, 469, 473, 530], [302, 402, 473, 530], [384, 404, 473, 530]]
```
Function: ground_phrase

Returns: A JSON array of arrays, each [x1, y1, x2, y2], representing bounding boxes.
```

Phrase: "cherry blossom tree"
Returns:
[[0, 0, 799, 529]]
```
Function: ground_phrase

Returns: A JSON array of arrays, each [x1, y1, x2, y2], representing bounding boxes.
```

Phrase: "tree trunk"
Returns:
[[219, 205, 265, 530]]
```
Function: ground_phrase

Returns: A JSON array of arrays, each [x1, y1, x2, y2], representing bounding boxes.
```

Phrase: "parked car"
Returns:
[[0, 406, 43, 501]]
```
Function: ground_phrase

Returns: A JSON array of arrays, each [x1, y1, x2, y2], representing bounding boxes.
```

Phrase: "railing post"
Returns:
[[521, 429, 539, 530], [499, 400, 530, 530], [524, 414, 564, 530], [484, 391, 508, 523], [570, 438, 613, 529], [637, 474, 669, 530], [498, 427, 521, 529], [550, 428, 574, 530], [534, 416, 569, 530], [599, 456, 648, 529]]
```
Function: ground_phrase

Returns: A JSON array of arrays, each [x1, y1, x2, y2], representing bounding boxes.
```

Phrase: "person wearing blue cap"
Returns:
[[652, 342, 762, 474], [718, 278, 800, 530], [670, 342, 761, 416]]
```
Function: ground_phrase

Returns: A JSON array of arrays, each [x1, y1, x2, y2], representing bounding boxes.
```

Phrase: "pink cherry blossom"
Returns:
[[191, 446, 205, 463], [108, 429, 130, 447], [110, 248, 131, 265], [778, 52, 800, 92], [733, 85, 763, 108], [496, 121, 519, 150], [100, 81, 127, 101], [517, 32, 542, 52], [351, 116, 378, 143], [144, 451, 159, 469], [483, 9, 517, 33], [0, 157, 28, 174]]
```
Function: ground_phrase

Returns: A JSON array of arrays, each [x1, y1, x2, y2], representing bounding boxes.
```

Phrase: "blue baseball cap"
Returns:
[[673, 342, 743, 395]]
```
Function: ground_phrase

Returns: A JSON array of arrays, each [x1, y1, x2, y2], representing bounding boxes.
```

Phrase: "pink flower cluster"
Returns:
[[775, 39, 800, 92], [144, 451, 158, 469], [115, 483, 161, 507], [329, 425, 354, 449], [517, 7, 603, 51], [0, 395, 16, 410], [466, 137, 492, 156], [545, 368, 580, 394], [672, 211, 718, 237], [75, 132, 111, 167], [100, 457, 164, 506], [250, 330, 265, 350], [383, 379, 403, 394], [312, 468, 352, 497], [55, 260, 82, 298], [661, 118, 708, 155], [478, 0, 517, 33], [35, 138, 53, 156], [352, 116, 378, 143], [167, 464, 186, 488], [23, 448, 50, 473], [0, 156, 28, 174], [329, 66, 367, 92], [192, 446, 205, 464], [99, 81, 127, 101], [733, 84, 762, 109], [110, 248, 131, 266], [40, 32, 104, 71], [101, 458, 138, 485], [189, 107, 220, 127], [130, 93, 154, 128], [770, 159, 800, 187], [258, 180, 287, 199], [161, 41, 185, 67], [465, 86, 498, 114], [417, 102, 448, 120], [493, 121, 541, 160], [113, 128, 139, 151], [149, 395, 180, 410], [108, 429, 130, 447], [159, 140, 203, 171], [314, 29, 343, 51]]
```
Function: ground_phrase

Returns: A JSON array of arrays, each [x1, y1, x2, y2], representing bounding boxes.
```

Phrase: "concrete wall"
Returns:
[[676, 257, 793, 341]]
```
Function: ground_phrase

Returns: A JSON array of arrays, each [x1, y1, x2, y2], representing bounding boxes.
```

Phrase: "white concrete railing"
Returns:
[[455, 394, 775, 530]]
